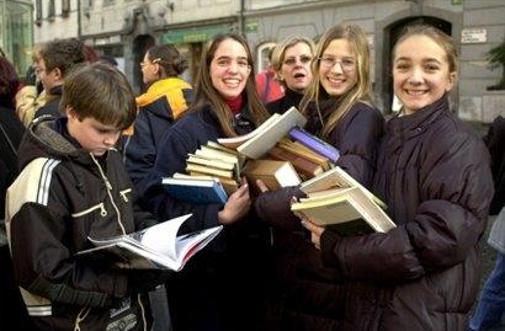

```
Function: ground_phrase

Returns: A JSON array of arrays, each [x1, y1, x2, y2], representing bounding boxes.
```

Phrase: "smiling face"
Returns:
[[393, 35, 456, 115], [279, 42, 313, 93], [66, 107, 121, 156], [210, 38, 251, 100], [318, 38, 358, 97]]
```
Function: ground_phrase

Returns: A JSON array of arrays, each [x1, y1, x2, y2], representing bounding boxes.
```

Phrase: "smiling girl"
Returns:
[[140, 33, 270, 331], [255, 24, 384, 330], [302, 24, 494, 331]]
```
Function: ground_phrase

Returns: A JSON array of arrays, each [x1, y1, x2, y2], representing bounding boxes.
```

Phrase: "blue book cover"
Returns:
[[288, 127, 340, 162], [162, 178, 228, 205]]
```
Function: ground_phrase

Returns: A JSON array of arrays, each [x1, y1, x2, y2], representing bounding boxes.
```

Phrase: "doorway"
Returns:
[[132, 34, 155, 93]]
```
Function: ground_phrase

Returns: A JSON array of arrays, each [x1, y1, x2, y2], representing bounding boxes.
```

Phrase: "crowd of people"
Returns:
[[0, 22, 503, 331]]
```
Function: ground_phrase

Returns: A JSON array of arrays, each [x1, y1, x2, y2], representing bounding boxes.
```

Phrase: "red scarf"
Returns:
[[225, 94, 244, 115]]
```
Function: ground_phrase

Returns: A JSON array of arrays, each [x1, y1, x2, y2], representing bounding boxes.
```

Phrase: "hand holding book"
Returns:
[[218, 178, 251, 225]]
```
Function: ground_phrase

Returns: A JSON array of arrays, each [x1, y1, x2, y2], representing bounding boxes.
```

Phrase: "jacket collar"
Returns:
[[387, 94, 449, 140]]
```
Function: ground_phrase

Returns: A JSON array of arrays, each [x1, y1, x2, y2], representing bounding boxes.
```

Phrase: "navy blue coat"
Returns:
[[141, 105, 270, 331]]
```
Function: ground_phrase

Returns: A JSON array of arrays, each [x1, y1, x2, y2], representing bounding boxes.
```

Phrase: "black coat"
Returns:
[[321, 96, 493, 331], [142, 105, 270, 331], [255, 101, 384, 330], [266, 88, 304, 115], [34, 85, 63, 120]]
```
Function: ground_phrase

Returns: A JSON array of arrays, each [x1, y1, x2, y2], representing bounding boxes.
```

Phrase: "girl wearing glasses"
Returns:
[[123, 44, 193, 199], [303, 25, 493, 331], [266, 36, 315, 115], [141, 34, 270, 331], [255, 23, 383, 330]]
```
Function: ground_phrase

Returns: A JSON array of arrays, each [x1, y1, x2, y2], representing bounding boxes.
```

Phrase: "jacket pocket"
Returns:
[[71, 203, 108, 218]]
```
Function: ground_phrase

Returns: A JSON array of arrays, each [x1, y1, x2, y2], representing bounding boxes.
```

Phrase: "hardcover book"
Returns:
[[76, 214, 222, 271], [288, 127, 341, 163], [162, 177, 228, 204], [242, 159, 302, 191]]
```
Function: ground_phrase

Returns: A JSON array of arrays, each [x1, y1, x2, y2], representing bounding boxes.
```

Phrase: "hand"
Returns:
[[299, 213, 325, 250], [218, 177, 251, 225], [256, 179, 269, 193]]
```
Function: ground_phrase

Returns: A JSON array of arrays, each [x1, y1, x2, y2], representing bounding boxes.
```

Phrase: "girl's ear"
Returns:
[[446, 71, 457, 91], [65, 106, 76, 119]]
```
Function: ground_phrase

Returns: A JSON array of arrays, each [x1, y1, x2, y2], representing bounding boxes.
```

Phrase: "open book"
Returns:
[[218, 107, 307, 159], [292, 167, 395, 235], [76, 214, 223, 271]]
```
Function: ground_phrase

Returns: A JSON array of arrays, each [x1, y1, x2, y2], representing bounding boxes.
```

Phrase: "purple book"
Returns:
[[288, 127, 340, 163]]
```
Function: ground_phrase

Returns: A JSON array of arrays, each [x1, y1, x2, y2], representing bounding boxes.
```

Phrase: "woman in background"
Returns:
[[124, 44, 193, 198]]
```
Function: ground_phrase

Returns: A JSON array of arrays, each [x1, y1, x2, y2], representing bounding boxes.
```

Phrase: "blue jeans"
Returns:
[[469, 253, 505, 331]]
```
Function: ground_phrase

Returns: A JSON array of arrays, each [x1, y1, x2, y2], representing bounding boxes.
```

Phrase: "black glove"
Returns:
[[128, 269, 173, 293]]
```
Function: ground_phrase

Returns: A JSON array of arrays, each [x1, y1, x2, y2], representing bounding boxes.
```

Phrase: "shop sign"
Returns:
[[161, 25, 232, 44], [461, 28, 487, 44]]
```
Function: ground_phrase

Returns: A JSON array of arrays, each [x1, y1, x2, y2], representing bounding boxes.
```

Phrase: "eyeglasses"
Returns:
[[283, 55, 313, 66], [318, 57, 356, 71]]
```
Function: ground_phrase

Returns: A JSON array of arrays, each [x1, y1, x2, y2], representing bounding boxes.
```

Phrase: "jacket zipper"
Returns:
[[73, 306, 91, 331], [71, 202, 107, 218], [90, 154, 126, 235]]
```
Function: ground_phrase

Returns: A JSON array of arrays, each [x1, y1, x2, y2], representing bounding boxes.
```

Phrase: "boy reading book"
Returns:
[[5, 63, 169, 331]]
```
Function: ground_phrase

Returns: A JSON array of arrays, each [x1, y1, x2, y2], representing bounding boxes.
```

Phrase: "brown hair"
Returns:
[[146, 44, 188, 78], [392, 24, 458, 75], [60, 63, 136, 130], [40, 38, 85, 77], [300, 23, 374, 138], [192, 33, 269, 137]]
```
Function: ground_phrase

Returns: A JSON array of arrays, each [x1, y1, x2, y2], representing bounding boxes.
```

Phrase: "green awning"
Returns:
[[160, 24, 233, 44]]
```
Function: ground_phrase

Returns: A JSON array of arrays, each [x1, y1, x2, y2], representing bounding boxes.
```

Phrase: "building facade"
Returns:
[[244, 0, 505, 121], [0, 0, 33, 75]]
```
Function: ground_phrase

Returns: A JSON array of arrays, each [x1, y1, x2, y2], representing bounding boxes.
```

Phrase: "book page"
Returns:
[[140, 214, 192, 261]]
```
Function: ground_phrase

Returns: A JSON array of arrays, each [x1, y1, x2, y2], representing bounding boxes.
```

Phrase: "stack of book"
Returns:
[[161, 141, 243, 204], [291, 166, 396, 236]]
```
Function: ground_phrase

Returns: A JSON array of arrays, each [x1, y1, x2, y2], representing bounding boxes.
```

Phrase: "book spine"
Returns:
[[289, 128, 340, 162]]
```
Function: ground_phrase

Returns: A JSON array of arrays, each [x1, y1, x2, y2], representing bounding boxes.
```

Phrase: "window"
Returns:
[[103, 0, 115, 6], [256, 42, 276, 73], [82, 0, 93, 9], [35, 0, 42, 24], [48, 0, 55, 20], [62, 0, 70, 17]]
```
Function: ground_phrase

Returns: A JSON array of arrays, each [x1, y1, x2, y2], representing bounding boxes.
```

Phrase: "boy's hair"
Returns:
[[60, 63, 137, 130], [192, 33, 269, 137], [393, 24, 459, 75], [145, 44, 188, 77], [40, 38, 85, 77], [300, 23, 374, 138]]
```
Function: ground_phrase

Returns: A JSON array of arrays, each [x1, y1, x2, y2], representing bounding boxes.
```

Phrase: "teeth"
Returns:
[[406, 90, 427, 96]]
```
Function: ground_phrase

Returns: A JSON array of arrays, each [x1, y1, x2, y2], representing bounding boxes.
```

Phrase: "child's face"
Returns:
[[66, 108, 121, 156], [318, 38, 358, 97], [210, 38, 251, 100], [279, 42, 313, 93], [393, 35, 456, 115]]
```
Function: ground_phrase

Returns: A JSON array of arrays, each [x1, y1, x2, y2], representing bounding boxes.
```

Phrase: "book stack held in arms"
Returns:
[[291, 166, 396, 236], [162, 107, 343, 202], [76, 214, 222, 271]]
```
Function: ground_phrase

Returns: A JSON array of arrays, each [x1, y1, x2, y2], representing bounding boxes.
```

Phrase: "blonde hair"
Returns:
[[300, 23, 373, 138]]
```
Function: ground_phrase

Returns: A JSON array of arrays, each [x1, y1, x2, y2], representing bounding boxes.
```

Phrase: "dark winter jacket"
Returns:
[[320, 96, 493, 331], [141, 105, 270, 331], [484, 115, 505, 214], [266, 88, 303, 115], [5, 117, 154, 331], [255, 101, 384, 330], [34, 85, 63, 119], [124, 78, 192, 198], [0, 106, 24, 220]]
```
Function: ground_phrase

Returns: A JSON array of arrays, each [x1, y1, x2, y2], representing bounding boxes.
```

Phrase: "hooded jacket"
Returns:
[[5, 117, 152, 331], [320, 96, 493, 331], [124, 77, 193, 198]]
